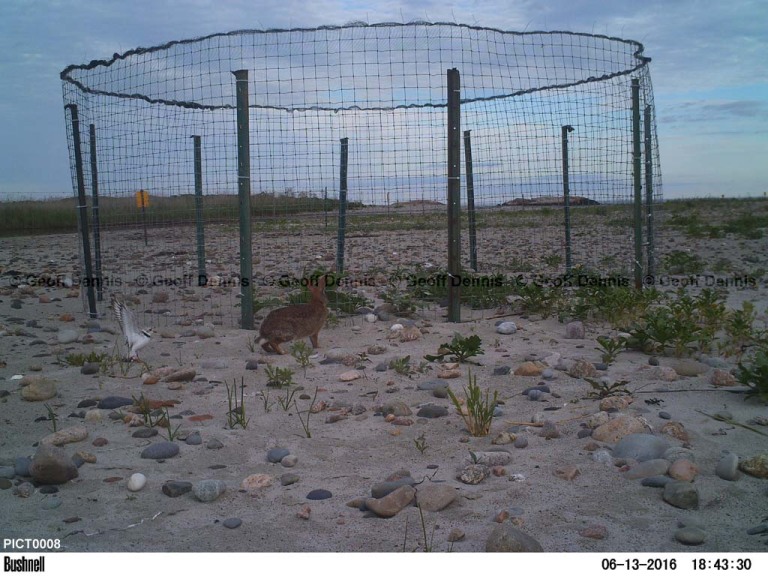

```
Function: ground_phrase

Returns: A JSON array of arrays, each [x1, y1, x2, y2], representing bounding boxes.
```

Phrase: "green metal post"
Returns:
[[463, 130, 477, 272], [632, 78, 643, 290], [337, 138, 348, 275], [192, 135, 206, 280], [562, 125, 574, 273], [644, 104, 655, 279], [65, 104, 97, 318], [233, 70, 253, 329], [88, 123, 103, 302], [447, 68, 461, 323]]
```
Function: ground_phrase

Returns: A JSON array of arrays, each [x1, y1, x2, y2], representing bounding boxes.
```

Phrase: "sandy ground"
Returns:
[[1, 200, 768, 557]]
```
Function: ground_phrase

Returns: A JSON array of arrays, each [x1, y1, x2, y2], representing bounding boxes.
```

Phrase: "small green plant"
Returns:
[[446, 370, 498, 437], [225, 377, 250, 429], [413, 433, 428, 455], [425, 333, 484, 364], [290, 341, 313, 374], [43, 403, 58, 433], [131, 393, 156, 427], [721, 301, 758, 358], [584, 377, 630, 399], [294, 387, 319, 438], [160, 407, 182, 441], [595, 335, 626, 365], [265, 364, 295, 388], [259, 389, 275, 413], [389, 355, 414, 376], [735, 347, 768, 403], [64, 351, 108, 367], [277, 387, 299, 411], [662, 250, 704, 275]]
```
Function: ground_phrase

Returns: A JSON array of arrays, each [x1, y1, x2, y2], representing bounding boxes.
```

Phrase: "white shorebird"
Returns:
[[111, 294, 152, 361]]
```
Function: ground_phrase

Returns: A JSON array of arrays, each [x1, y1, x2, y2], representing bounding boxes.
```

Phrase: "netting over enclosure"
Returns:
[[61, 22, 662, 327]]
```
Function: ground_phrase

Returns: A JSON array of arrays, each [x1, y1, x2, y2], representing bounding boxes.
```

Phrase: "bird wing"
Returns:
[[111, 295, 141, 344]]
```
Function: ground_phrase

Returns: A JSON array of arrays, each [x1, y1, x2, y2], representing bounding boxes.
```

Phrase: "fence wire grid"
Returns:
[[61, 21, 662, 328]]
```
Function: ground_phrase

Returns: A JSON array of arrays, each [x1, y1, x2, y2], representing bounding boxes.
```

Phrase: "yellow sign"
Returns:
[[135, 189, 150, 208]]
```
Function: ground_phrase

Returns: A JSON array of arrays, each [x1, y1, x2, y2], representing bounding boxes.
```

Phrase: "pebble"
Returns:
[[206, 438, 224, 450], [554, 465, 580, 481], [416, 484, 458, 512], [472, 451, 511, 466], [241, 474, 273, 491], [0, 478, 12, 490], [281, 455, 298, 467], [711, 369, 737, 387], [485, 524, 544, 552], [675, 527, 706, 546], [416, 404, 448, 418], [513, 436, 528, 449], [223, 517, 242, 529], [185, 431, 202, 446], [162, 480, 193, 498], [339, 370, 362, 382], [579, 524, 608, 540], [493, 366, 511, 376], [306, 489, 332, 500], [20, 376, 57, 401], [612, 433, 670, 462], [0, 466, 15, 479], [662, 481, 699, 509], [245, 359, 259, 370], [41, 424, 88, 447], [417, 380, 449, 391], [539, 421, 560, 439], [667, 359, 708, 377], [568, 359, 597, 379], [658, 411, 672, 420], [127, 473, 147, 492], [371, 478, 416, 498], [527, 389, 545, 401], [280, 473, 300, 486], [739, 453, 768, 479], [165, 368, 196, 382], [97, 396, 133, 410], [496, 321, 517, 335], [365, 485, 415, 518], [447, 528, 465, 542], [41, 496, 63, 510], [193, 479, 226, 502], [715, 452, 740, 481], [380, 401, 412, 417], [196, 326, 214, 339], [14, 457, 31, 477], [564, 321, 585, 339], [623, 459, 669, 480], [641, 475, 674, 488], [514, 361, 544, 376], [541, 368, 555, 380], [493, 432, 516, 445], [14, 482, 35, 498], [80, 362, 100, 375], [668, 459, 698, 482], [140, 441, 180, 460], [132, 428, 158, 439], [56, 329, 79, 344], [458, 463, 490, 485], [30, 443, 78, 485]]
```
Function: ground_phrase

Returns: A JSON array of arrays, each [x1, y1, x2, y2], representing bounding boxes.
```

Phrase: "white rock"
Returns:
[[390, 323, 404, 332], [127, 473, 147, 492], [365, 313, 377, 323]]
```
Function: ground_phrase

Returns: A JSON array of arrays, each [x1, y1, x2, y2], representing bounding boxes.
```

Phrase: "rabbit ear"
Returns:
[[317, 274, 327, 290]]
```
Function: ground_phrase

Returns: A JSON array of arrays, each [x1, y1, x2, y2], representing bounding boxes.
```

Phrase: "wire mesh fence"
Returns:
[[61, 22, 662, 327]]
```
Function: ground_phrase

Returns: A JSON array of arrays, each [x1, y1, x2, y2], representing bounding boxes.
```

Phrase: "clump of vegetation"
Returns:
[[264, 364, 295, 388], [64, 351, 109, 367], [290, 341, 313, 375], [584, 377, 631, 399], [735, 346, 768, 403], [595, 335, 626, 365], [425, 333, 484, 364], [446, 370, 498, 437], [225, 377, 250, 429]]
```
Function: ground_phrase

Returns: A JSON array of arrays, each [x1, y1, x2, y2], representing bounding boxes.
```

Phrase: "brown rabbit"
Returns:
[[257, 275, 329, 354]]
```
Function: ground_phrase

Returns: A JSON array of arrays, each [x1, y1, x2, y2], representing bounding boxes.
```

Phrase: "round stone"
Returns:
[[193, 479, 226, 502], [715, 452, 740, 481], [675, 527, 706, 546], [267, 448, 290, 463], [306, 489, 332, 500], [140, 441, 180, 460], [127, 472, 147, 492], [223, 517, 242, 529], [496, 322, 517, 335]]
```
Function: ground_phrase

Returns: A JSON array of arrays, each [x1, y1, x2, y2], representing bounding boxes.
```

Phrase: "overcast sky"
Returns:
[[1, 0, 766, 200]]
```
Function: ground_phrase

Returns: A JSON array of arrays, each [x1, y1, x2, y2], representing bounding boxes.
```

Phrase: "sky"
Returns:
[[0, 0, 766, 201]]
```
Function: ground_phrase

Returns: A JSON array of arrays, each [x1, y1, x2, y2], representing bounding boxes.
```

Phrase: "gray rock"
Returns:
[[41, 496, 63, 510], [458, 464, 491, 485], [513, 436, 529, 449], [0, 478, 12, 490], [380, 401, 412, 417], [485, 524, 544, 552], [416, 404, 448, 418], [280, 473, 300, 486], [185, 431, 202, 446], [371, 478, 417, 499], [417, 380, 449, 391], [132, 428, 158, 439], [97, 396, 133, 410], [564, 321, 585, 339], [267, 447, 290, 463], [14, 457, 31, 477], [416, 484, 457, 512], [541, 368, 555, 380], [80, 362, 100, 375], [365, 485, 416, 518], [612, 433, 670, 462], [675, 527, 706, 546], [30, 444, 78, 485], [641, 475, 675, 488], [662, 481, 699, 510], [56, 329, 79, 344], [472, 451, 511, 466], [746, 523, 768, 535], [658, 411, 672, 420], [493, 366, 512, 376], [245, 359, 259, 370], [624, 459, 670, 480], [306, 489, 332, 500], [496, 321, 517, 335], [0, 466, 15, 479], [281, 455, 298, 468], [162, 480, 192, 497], [715, 452, 740, 481], [663, 447, 696, 463], [200, 359, 227, 369], [140, 441, 180, 460], [223, 517, 242, 529], [206, 438, 224, 450], [193, 479, 226, 502], [14, 482, 35, 498]]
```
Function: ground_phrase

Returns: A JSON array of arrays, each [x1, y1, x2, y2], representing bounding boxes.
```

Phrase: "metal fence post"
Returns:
[[562, 125, 574, 273], [88, 123, 104, 302], [632, 78, 643, 290], [447, 68, 461, 323], [65, 104, 97, 318], [192, 135, 206, 280], [233, 70, 253, 329], [644, 104, 655, 279], [337, 138, 349, 275], [463, 130, 477, 272]]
